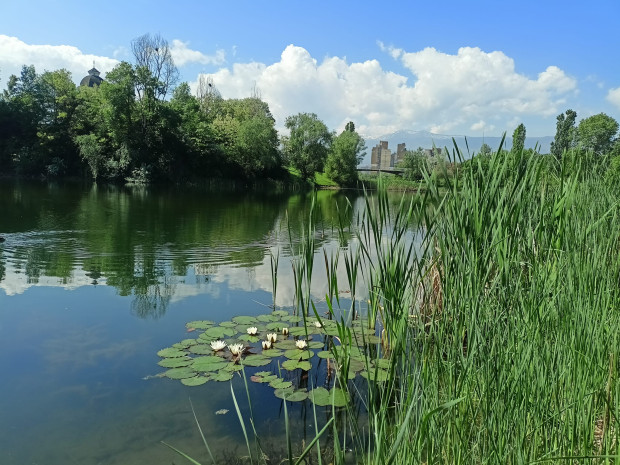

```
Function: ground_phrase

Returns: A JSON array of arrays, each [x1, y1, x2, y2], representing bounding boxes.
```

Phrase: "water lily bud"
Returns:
[[261, 340, 272, 350], [281, 327, 289, 336], [267, 333, 278, 343]]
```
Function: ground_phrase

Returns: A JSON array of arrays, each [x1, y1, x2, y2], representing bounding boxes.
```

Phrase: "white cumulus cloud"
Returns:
[[169, 39, 226, 67], [0, 35, 119, 85], [607, 87, 620, 109], [193, 44, 577, 137]]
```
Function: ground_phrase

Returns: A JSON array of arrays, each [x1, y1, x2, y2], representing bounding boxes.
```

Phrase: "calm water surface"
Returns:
[[0, 180, 386, 465]]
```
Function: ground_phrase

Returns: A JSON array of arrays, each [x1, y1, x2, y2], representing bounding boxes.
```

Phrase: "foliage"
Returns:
[[282, 113, 332, 180], [577, 112, 619, 156], [511, 122, 526, 154], [551, 109, 577, 159], [324, 123, 366, 185], [400, 147, 427, 181]]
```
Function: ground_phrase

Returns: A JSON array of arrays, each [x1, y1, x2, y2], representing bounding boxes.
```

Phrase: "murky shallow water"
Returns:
[[0, 180, 389, 464]]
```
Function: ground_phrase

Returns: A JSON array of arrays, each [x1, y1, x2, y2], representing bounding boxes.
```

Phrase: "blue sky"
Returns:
[[1, 0, 619, 137]]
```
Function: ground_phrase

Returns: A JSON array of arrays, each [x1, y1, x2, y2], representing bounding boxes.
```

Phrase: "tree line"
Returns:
[[399, 110, 620, 182], [0, 34, 366, 186]]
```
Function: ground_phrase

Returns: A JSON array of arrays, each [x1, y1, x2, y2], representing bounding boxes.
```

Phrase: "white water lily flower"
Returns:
[[295, 340, 307, 349], [281, 327, 289, 336], [313, 321, 322, 328], [267, 333, 278, 343], [229, 343, 245, 356], [261, 340, 272, 350], [246, 327, 258, 335], [210, 340, 227, 351]]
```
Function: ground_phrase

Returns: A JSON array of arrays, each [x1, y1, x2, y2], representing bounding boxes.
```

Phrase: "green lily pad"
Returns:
[[360, 369, 390, 382], [242, 355, 271, 367], [308, 341, 324, 349], [158, 357, 193, 368], [274, 339, 298, 350], [252, 373, 278, 383], [222, 362, 244, 372], [309, 387, 349, 407], [157, 347, 187, 358], [347, 358, 366, 373], [219, 321, 237, 327], [269, 378, 293, 389], [173, 339, 199, 349], [205, 326, 236, 339], [272, 310, 289, 317], [373, 358, 391, 370], [186, 320, 214, 329], [232, 316, 258, 325], [274, 388, 309, 402], [265, 322, 283, 330], [189, 344, 217, 355], [281, 315, 301, 323], [165, 367, 197, 380], [261, 349, 284, 357], [192, 356, 229, 372], [238, 334, 260, 343], [317, 351, 333, 359], [213, 371, 234, 382], [288, 327, 307, 336], [284, 349, 313, 360], [257, 314, 279, 322], [282, 359, 312, 371], [181, 376, 209, 386]]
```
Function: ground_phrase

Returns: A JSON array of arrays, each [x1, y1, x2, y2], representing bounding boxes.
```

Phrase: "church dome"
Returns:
[[80, 67, 103, 87]]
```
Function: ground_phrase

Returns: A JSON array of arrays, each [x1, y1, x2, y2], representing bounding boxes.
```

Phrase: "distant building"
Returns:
[[80, 67, 103, 87], [371, 141, 406, 169]]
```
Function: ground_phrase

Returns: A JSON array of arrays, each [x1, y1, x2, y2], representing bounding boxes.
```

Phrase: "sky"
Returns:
[[1, 0, 619, 138]]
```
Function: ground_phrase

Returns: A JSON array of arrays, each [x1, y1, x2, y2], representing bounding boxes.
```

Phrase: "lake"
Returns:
[[0, 180, 392, 465]]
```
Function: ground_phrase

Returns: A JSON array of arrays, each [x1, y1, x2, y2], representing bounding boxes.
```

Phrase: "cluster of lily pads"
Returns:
[[156, 310, 390, 405]]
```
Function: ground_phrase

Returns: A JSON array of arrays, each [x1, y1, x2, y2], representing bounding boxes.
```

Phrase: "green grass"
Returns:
[[285, 166, 339, 187]]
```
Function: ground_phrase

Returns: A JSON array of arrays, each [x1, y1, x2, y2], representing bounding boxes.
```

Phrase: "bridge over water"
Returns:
[[357, 166, 404, 175]]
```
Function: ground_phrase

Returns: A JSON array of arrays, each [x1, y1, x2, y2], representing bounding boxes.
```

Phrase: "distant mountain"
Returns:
[[361, 130, 553, 165]]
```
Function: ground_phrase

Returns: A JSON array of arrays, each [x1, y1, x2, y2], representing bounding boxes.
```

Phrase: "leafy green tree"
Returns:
[[551, 109, 577, 159], [577, 113, 619, 156], [282, 113, 332, 180], [511, 123, 526, 155], [480, 143, 492, 156], [400, 147, 427, 181], [325, 123, 366, 185]]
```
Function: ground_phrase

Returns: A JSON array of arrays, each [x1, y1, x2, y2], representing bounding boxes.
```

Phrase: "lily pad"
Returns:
[[213, 371, 233, 381], [158, 357, 193, 368], [192, 356, 229, 372], [272, 310, 289, 317], [274, 388, 309, 402], [282, 359, 312, 371], [238, 334, 260, 343], [232, 316, 258, 325], [181, 376, 209, 386], [242, 355, 271, 367], [223, 362, 244, 372], [288, 327, 307, 336], [309, 387, 349, 407], [308, 341, 324, 349], [373, 358, 391, 370], [281, 315, 302, 323], [261, 349, 284, 357], [269, 378, 293, 389], [189, 344, 216, 355], [317, 351, 334, 359], [284, 349, 313, 360], [360, 369, 390, 382], [205, 326, 236, 339], [186, 320, 214, 329], [165, 367, 197, 380], [266, 322, 284, 330], [219, 321, 237, 327], [173, 339, 198, 349], [257, 314, 279, 322], [251, 373, 278, 383], [274, 340, 298, 350], [157, 347, 187, 358]]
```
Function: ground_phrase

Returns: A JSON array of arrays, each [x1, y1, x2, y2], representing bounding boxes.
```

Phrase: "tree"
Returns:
[[551, 109, 577, 159], [511, 123, 526, 155], [577, 113, 619, 156], [480, 143, 492, 156], [131, 33, 178, 100], [400, 147, 427, 181], [325, 123, 366, 185], [282, 113, 332, 180]]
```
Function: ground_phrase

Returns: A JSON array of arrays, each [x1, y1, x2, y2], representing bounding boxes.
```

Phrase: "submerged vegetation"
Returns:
[[159, 144, 620, 464]]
